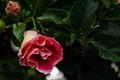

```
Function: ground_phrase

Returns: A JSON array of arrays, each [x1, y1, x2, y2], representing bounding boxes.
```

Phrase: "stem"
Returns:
[[32, 6, 37, 17], [5, 24, 13, 29], [45, 0, 57, 9], [41, 0, 57, 13], [37, 20, 45, 34], [31, 17, 37, 30], [2, 15, 8, 20]]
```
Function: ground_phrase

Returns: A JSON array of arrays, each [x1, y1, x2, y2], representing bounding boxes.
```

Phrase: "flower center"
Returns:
[[40, 48, 52, 60]]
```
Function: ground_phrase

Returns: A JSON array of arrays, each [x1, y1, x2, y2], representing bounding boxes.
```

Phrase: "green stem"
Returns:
[[5, 24, 13, 29], [37, 20, 45, 34], [2, 15, 8, 20], [45, 0, 57, 9], [31, 17, 37, 30], [32, 5, 37, 17], [41, 0, 57, 13]]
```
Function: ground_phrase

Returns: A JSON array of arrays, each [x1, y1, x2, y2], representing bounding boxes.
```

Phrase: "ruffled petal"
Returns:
[[40, 47, 52, 60], [36, 60, 53, 74], [22, 30, 38, 47], [28, 54, 53, 74], [45, 37, 63, 65]]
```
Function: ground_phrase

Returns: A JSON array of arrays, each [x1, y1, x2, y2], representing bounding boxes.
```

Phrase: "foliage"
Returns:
[[0, 0, 120, 80]]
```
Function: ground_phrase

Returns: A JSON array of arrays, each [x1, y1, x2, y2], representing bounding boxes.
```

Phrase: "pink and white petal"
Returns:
[[26, 47, 40, 59], [27, 59, 36, 66], [48, 52, 63, 66], [40, 47, 52, 60], [46, 37, 63, 53], [45, 37, 63, 65], [31, 35, 46, 46], [19, 58, 28, 66], [36, 61, 54, 74], [21, 30, 39, 47], [18, 42, 31, 58], [28, 54, 54, 74]]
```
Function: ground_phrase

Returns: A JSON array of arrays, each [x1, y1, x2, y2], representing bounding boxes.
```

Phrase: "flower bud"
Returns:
[[5, 1, 20, 16], [116, 0, 120, 4]]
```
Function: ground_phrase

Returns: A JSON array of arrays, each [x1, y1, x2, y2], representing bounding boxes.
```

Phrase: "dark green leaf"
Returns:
[[93, 34, 120, 62], [99, 22, 120, 37], [91, 21, 120, 62], [65, 33, 76, 46], [49, 0, 79, 10], [70, 0, 98, 32], [25, 0, 43, 8], [100, 0, 115, 9], [43, 0, 57, 7], [108, 5, 120, 20], [13, 22, 27, 42], [25, 0, 57, 12], [101, 0, 110, 8], [37, 8, 68, 24]]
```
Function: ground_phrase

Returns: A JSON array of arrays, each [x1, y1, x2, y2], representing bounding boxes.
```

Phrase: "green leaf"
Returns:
[[37, 8, 68, 24], [99, 22, 120, 37], [25, 0, 57, 12], [108, 5, 120, 20], [25, 0, 43, 8], [0, 20, 5, 29], [101, 0, 110, 8], [13, 22, 27, 42], [43, 0, 57, 7], [100, 0, 115, 9], [69, 0, 98, 32], [48, 0, 79, 10], [65, 33, 76, 46], [93, 34, 120, 62], [91, 22, 120, 62]]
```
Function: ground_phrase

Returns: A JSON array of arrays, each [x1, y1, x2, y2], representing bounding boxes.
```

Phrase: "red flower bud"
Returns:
[[116, 0, 120, 4], [5, 1, 20, 16]]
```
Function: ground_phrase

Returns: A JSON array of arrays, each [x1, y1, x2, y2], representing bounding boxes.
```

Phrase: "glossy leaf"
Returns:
[[37, 8, 68, 24], [65, 33, 76, 46], [99, 22, 120, 37], [92, 22, 120, 62], [93, 34, 120, 62], [13, 22, 27, 42], [69, 0, 98, 32]]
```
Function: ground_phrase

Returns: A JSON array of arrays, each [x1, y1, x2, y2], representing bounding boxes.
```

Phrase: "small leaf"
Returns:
[[0, 20, 5, 29], [37, 8, 68, 24], [62, 16, 71, 25], [13, 22, 27, 42], [71, 33, 76, 44], [65, 33, 76, 46], [101, 0, 110, 8]]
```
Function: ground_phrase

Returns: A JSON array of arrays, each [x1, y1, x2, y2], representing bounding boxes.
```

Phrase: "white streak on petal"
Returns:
[[21, 30, 38, 47]]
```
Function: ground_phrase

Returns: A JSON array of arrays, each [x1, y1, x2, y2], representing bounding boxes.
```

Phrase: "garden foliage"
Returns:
[[0, 0, 120, 80]]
